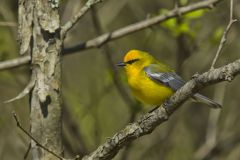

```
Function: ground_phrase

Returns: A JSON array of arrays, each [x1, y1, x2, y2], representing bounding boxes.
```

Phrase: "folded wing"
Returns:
[[144, 64, 185, 91], [144, 64, 221, 108]]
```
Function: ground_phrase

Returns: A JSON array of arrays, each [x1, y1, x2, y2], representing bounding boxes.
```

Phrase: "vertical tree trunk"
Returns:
[[19, 0, 63, 159]]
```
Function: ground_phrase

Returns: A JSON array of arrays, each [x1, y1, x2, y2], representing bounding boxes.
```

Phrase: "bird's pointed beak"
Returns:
[[116, 62, 126, 67]]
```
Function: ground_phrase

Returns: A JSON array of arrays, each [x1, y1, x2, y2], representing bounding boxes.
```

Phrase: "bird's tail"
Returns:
[[192, 93, 222, 108]]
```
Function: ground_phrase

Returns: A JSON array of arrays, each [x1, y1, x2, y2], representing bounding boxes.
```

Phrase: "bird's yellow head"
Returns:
[[117, 50, 154, 71]]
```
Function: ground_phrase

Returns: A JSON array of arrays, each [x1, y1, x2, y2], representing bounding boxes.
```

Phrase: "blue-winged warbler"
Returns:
[[117, 50, 221, 108]]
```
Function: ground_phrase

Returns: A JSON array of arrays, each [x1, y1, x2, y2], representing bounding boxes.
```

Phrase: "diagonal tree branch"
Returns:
[[13, 112, 80, 160], [82, 58, 240, 160], [61, 0, 103, 37], [0, 0, 223, 71], [64, 0, 222, 54], [12, 112, 65, 160]]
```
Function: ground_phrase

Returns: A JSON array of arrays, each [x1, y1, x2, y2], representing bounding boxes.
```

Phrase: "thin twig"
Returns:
[[193, 1, 237, 158], [23, 142, 31, 160], [4, 76, 36, 103], [12, 112, 65, 160], [0, 0, 222, 71], [210, 0, 238, 69], [61, 0, 103, 37]]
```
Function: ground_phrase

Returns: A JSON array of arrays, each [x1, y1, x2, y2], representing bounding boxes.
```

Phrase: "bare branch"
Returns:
[[82, 58, 240, 160], [4, 76, 35, 103], [0, 0, 223, 71], [64, 0, 222, 54], [12, 112, 65, 160], [61, 0, 103, 36], [0, 55, 30, 71], [210, 0, 238, 69], [0, 21, 17, 27]]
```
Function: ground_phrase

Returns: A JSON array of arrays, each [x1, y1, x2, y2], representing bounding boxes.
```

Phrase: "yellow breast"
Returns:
[[127, 69, 174, 106]]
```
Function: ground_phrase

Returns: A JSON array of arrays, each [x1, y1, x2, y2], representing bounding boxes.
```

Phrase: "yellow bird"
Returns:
[[117, 50, 221, 108]]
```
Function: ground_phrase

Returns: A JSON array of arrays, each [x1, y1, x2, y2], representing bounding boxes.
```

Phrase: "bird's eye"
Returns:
[[126, 59, 139, 65]]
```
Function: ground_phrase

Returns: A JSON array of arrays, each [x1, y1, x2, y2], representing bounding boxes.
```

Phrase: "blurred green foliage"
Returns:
[[1, 0, 240, 160], [161, 9, 207, 37]]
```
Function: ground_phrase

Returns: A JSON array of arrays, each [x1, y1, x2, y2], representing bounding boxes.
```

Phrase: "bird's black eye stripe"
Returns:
[[126, 59, 139, 65]]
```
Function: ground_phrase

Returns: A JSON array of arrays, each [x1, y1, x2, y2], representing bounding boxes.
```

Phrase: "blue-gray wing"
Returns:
[[144, 64, 221, 108], [144, 64, 185, 91]]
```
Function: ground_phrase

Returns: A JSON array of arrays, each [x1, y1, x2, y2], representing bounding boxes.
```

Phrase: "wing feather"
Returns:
[[144, 64, 185, 91], [144, 64, 221, 108]]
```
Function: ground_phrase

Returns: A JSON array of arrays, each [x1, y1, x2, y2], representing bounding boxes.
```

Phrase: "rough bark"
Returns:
[[19, 0, 63, 159], [18, 0, 33, 55]]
